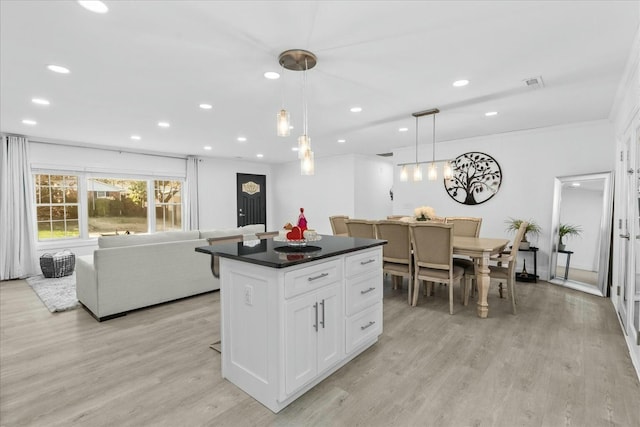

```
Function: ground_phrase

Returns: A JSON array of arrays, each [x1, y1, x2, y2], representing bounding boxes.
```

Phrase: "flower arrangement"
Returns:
[[414, 206, 436, 221]]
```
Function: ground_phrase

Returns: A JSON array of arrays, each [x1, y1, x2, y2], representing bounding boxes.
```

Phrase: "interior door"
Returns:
[[236, 173, 266, 227], [617, 138, 631, 328]]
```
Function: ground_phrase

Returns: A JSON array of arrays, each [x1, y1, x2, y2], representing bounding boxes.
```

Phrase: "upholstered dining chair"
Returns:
[[375, 220, 413, 303], [256, 231, 279, 239], [446, 217, 483, 300], [474, 221, 528, 315], [386, 215, 407, 220], [409, 223, 465, 314], [445, 217, 482, 237], [329, 215, 349, 236], [345, 219, 377, 239]]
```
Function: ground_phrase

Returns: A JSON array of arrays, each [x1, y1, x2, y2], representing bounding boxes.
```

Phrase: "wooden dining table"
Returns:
[[453, 236, 510, 318]]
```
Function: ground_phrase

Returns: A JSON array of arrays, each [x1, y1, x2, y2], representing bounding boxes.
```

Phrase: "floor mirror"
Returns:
[[548, 171, 614, 296]]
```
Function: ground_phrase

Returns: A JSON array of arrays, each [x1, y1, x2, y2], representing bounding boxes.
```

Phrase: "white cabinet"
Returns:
[[284, 283, 342, 394], [344, 249, 383, 354], [219, 245, 383, 413]]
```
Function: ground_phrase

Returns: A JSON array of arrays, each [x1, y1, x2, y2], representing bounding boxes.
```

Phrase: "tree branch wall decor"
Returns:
[[444, 152, 502, 205]]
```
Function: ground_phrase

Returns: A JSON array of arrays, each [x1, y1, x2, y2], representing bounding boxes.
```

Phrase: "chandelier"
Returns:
[[278, 49, 317, 175]]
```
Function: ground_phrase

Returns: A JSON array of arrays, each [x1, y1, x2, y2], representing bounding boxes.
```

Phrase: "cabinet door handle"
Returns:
[[308, 272, 329, 282], [313, 302, 318, 332], [360, 259, 376, 265], [360, 287, 376, 295], [320, 299, 325, 328], [619, 233, 630, 240], [360, 320, 375, 330]]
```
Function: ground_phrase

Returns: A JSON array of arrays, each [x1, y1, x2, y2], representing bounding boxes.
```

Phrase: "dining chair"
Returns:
[[409, 223, 465, 314], [479, 221, 528, 314], [445, 217, 482, 237], [345, 219, 377, 239], [446, 217, 483, 300], [329, 215, 349, 236], [375, 220, 413, 303], [256, 231, 279, 239], [386, 215, 407, 220]]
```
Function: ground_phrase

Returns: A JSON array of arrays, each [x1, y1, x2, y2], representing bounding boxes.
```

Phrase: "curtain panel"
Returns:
[[0, 135, 38, 280], [185, 155, 200, 230]]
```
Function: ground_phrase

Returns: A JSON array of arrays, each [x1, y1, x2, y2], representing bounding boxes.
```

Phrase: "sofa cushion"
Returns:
[[98, 230, 200, 248]]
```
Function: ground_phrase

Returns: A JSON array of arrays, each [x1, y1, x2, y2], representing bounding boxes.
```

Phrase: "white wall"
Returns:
[[354, 155, 394, 219], [272, 154, 356, 235], [392, 120, 616, 278], [197, 157, 274, 231]]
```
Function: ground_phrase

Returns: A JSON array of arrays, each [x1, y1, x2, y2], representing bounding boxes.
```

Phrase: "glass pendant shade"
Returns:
[[428, 163, 438, 181], [413, 164, 423, 181], [443, 161, 453, 180], [400, 165, 409, 182], [297, 134, 311, 159], [301, 150, 315, 175], [277, 109, 290, 137]]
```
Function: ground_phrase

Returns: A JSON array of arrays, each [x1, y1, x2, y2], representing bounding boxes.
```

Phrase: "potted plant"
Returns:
[[505, 218, 541, 249], [558, 223, 582, 251]]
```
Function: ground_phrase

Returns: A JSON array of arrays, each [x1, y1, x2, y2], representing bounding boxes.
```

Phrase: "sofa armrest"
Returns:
[[76, 255, 98, 316]]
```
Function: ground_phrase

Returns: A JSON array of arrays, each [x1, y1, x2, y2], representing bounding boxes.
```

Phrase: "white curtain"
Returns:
[[0, 135, 38, 280], [185, 155, 200, 230]]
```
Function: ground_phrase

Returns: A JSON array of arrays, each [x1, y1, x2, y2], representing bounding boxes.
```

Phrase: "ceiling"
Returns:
[[1, 1, 638, 163]]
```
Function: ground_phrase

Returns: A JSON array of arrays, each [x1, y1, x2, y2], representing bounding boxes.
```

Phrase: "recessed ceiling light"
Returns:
[[77, 1, 109, 13], [337, 139, 346, 143], [485, 111, 498, 117], [130, 135, 141, 140], [22, 119, 37, 125], [158, 121, 170, 128], [264, 71, 280, 80], [398, 127, 408, 132], [291, 147, 298, 152], [204, 146, 212, 151], [32, 98, 50, 105], [237, 136, 247, 142], [47, 64, 70, 74], [256, 154, 264, 158], [350, 107, 362, 113], [199, 103, 212, 110], [453, 79, 469, 87], [571, 182, 581, 187]]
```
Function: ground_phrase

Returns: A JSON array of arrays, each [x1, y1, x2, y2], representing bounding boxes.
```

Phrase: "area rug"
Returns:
[[26, 272, 79, 313]]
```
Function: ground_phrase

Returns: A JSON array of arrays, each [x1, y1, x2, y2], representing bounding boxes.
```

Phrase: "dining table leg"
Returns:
[[476, 252, 490, 318]]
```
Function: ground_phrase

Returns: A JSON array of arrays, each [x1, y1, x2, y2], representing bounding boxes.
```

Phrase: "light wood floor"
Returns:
[[1, 277, 638, 427]]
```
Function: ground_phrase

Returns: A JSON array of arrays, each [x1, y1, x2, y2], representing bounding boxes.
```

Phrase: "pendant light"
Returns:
[[413, 115, 422, 181], [278, 49, 317, 175], [276, 63, 290, 137], [428, 113, 438, 181]]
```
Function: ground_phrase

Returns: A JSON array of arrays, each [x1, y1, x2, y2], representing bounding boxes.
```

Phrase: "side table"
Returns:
[[516, 246, 538, 283]]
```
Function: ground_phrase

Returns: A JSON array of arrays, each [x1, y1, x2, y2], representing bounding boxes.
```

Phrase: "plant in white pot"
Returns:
[[558, 223, 582, 251], [505, 218, 541, 249]]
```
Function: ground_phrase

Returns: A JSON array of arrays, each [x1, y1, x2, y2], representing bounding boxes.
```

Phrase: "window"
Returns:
[[87, 178, 148, 237], [35, 174, 79, 239], [154, 180, 182, 232], [33, 174, 184, 241]]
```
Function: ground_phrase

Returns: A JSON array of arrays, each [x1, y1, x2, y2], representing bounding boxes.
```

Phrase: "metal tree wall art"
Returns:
[[444, 152, 502, 205]]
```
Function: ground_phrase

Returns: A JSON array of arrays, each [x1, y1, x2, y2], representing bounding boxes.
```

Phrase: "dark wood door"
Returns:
[[236, 173, 266, 227]]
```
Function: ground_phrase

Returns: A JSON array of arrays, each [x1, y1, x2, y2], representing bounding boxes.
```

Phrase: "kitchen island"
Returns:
[[196, 235, 386, 413]]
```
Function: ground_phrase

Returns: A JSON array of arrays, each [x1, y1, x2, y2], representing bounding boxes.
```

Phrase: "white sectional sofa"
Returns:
[[76, 225, 264, 321]]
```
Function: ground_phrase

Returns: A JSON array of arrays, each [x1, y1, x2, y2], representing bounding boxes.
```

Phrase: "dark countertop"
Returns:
[[196, 234, 386, 269]]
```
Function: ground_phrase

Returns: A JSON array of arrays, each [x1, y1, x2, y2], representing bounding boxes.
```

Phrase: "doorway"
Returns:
[[236, 173, 266, 227]]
